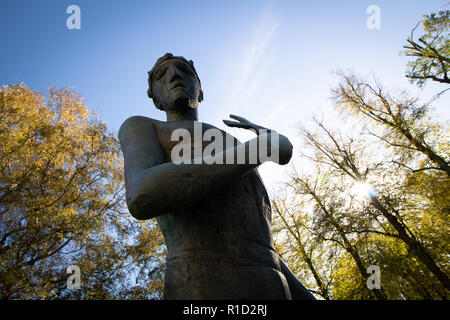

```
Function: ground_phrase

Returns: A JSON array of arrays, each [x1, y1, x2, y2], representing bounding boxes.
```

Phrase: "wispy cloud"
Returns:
[[224, 6, 279, 116]]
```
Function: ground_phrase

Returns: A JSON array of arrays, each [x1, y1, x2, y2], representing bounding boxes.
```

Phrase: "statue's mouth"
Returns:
[[171, 82, 185, 90]]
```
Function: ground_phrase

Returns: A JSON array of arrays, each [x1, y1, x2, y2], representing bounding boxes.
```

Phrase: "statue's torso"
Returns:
[[150, 119, 289, 299]]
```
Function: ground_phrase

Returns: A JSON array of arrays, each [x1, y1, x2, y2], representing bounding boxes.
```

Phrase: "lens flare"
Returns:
[[351, 182, 375, 198]]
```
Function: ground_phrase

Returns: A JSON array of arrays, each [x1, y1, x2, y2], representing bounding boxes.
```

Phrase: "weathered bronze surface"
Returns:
[[119, 53, 315, 300]]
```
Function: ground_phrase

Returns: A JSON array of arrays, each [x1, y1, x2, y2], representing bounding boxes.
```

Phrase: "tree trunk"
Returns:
[[370, 196, 450, 291]]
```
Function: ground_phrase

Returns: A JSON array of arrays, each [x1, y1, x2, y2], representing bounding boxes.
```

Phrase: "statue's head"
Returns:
[[147, 53, 203, 112]]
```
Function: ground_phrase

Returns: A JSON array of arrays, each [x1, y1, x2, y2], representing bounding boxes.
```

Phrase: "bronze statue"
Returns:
[[119, 53, 315, 300]]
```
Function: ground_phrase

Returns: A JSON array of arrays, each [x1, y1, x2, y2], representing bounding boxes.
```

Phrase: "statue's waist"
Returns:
[[166, 244, 280, 270]]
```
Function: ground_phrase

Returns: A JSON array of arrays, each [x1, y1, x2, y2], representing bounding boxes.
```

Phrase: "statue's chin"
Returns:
[[173, 96, 196, 110]]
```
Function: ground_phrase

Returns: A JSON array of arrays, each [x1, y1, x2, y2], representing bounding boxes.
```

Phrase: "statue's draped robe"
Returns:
[[154, 123, 291, 299]]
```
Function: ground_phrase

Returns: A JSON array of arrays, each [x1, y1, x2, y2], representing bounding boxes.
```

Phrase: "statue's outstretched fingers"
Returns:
[[223, 120, 254, 130], [229, 114, 249, 123], [223, 119, 240, 127]]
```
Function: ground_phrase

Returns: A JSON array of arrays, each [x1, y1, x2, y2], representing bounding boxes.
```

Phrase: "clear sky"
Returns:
[[1, 0, 449, 190]]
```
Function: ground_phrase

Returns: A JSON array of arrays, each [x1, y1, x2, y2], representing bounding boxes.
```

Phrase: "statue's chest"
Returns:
[[155, 122, 239, 162]]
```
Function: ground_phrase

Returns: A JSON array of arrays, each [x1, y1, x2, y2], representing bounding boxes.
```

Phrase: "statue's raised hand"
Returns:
[[223, 114, 293, 165], [223, 114, 269, 136]]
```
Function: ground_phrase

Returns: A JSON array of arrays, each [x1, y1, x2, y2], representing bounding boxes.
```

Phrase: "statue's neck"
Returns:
[[165, 108, 198, 122]]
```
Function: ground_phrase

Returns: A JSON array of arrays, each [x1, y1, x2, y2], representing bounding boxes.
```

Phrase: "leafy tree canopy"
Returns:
[[0, 84, 165, 299]]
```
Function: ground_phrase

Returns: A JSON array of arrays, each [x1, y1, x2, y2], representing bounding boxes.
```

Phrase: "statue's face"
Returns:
[[151, 59, 202, 111]]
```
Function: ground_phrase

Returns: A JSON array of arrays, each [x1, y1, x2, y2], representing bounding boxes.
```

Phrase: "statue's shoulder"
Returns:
[[119, 115, 161, 130], [118, 115, 164, 148]]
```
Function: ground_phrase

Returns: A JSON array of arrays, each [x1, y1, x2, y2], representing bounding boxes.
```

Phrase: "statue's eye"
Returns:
[[153, 67, 166, 81], [179, 64, 193, 75]]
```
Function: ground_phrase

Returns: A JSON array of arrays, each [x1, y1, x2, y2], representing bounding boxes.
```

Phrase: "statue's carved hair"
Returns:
[[147, 53, 203, 109]]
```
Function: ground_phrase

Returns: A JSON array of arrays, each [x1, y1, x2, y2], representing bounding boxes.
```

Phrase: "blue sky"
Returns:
[[1, 0, 449, 189]]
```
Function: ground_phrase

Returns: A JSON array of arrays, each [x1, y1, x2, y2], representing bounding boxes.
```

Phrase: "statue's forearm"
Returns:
[[279, 258, 316, 300], [127, 136, 263, 219]]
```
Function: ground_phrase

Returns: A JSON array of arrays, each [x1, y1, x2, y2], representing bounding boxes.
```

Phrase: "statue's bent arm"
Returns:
[[119, 116, 268, 220]]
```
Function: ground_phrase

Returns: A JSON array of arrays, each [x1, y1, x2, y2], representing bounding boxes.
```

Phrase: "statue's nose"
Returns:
[[169, 68, 183, 83]]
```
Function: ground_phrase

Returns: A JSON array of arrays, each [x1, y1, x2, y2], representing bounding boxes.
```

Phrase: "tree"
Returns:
[[272, 65, 449, 299], [272, 192, 334, 300], [332, 71, 449, 292], [272, 9, 449, 299], [0, 84, 165, 299], [273, 99, 449, 298], [402, 10, 449, 87]]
